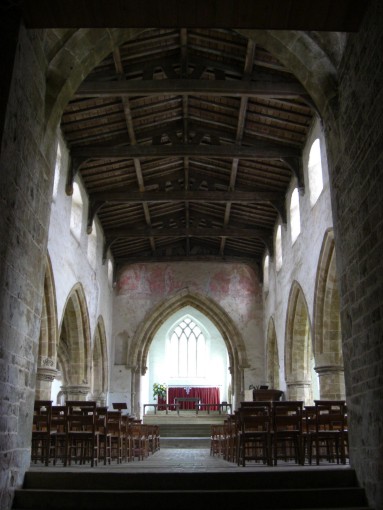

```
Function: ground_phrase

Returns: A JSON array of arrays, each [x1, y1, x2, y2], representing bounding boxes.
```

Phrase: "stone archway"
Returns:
[[313, 229, 345, 399], [91, 316, 109, 405], [35, 253, 58, 400], [58, 283, 91, 401], [128, 289, 249, 416], [285, 282, 314, 403], [266, 317, 280, 390]]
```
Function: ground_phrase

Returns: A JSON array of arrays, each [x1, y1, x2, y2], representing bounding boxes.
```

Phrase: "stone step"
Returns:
[[160, 436, 210, 448], [13, 469, 372, 510], [158, 423, 212, 437], [12, 488, 370, 510]]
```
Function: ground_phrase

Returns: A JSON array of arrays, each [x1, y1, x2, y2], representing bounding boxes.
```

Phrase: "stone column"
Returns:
[[286, 380, 312, 403], [89, 391, 106, 406], [315, 365, 345, 400], [35, 357, 57, 400], [61, 385, 91, 401]]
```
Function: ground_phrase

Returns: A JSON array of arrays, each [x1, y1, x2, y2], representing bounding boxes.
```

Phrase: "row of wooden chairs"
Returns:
[[31, 401, 160, 467], [211, 400, 348, 467]]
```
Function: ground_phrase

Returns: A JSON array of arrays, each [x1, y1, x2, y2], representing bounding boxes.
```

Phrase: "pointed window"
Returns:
[[169, 317, 206, 377]]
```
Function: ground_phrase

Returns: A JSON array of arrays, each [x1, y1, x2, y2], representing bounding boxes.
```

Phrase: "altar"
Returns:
[[174, 397, 201, 409]]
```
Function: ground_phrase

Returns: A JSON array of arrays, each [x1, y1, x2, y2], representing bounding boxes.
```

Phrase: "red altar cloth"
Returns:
[[168, 387, 220, 410]]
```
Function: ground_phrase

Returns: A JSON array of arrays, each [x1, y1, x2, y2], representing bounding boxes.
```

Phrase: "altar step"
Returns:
[[143, 410, 226, 426], [158, 423, 212, 438]]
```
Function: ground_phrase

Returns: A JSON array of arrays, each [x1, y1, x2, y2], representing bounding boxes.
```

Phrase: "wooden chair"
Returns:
[[96, 407, 111, 465], [65, 401, 99, 467], [50, 405, 68, 465], [302, 405, 316, 464], [236, 402, 272, 466], [129, 423, 148, 461], [223, 415, 238, 463], [272, 400, 304, 465], [106, 411, 123, 463], [210, 425, 225, 457], [310, 400, 347, 465], [31, 400, 52, 466], [121, 415, 132, 462]]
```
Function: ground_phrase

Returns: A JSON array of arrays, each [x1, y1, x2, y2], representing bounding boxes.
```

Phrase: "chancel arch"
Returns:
[[55, 283, 92, 401], [285, 282, 317, 404], [266, 317, 280, 390], [145, 307, 230, 412], [91, 316, 109, 406], [129, 290, 249, 417], [35, 253, 58, 400], [313, 229, 345, 399]]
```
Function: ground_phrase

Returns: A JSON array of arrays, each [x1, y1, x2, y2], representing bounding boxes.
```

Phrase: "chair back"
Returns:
[[273, 401, 303, 433], [314, 400, 346, 432], [33, 401, 53, 432], [238, 402, 272, 433]]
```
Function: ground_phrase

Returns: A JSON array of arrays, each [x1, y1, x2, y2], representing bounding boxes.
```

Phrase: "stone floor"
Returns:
[[30, 447, 350, 473]]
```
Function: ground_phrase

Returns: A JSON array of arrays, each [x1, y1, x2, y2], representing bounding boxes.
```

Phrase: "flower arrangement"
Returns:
[[153, 382, 167, 399]]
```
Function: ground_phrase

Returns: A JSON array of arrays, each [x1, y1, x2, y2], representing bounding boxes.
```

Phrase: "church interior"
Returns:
[[0, 1, 382, 509]]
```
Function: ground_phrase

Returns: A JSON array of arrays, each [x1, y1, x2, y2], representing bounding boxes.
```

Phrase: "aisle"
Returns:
[[29, 447, 351, 473]]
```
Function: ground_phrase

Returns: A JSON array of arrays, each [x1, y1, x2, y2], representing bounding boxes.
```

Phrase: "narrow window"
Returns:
[[275, 225, 283, 272], [308, 139, 323, 206], [87, 221, 98, 269], [263, 255, 270, 292], [70, 182, 83, 240], [52, 142, 62, 200], [290, 188, 301, 244]]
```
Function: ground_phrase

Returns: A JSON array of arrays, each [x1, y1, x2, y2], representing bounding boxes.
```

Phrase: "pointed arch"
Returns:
[[129, 289, 249, 413], [266, 317, 280, 389], [91, 316, 109, 405], [313, 229, 345, 399], [58, 283, 91, 399], [285, 281, 314, 403], [131, 290, 248, 373], [36, 253, 59, 399]]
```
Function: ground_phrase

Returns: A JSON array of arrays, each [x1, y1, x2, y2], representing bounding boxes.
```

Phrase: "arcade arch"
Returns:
[[35, 254, 58, 400], [56, 283, 92, 401], [91, 317, 109, 406], [313, 229, 345, 399], [266, 317, 280, 390], [285, 282, 317, 404]]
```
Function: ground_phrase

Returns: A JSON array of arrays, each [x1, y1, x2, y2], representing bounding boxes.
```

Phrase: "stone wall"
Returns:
[[263, 118, 334, 398], [324, 1, 383, 506], [0, 25, 52, 509]]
